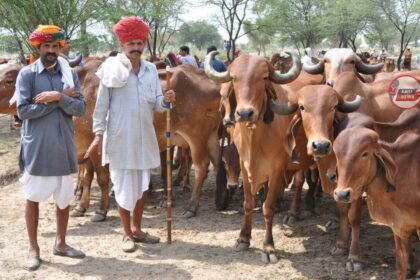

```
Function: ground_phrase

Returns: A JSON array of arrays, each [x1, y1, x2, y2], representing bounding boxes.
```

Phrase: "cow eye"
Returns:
[[349, 60, 355, 64], [361, 151, 369, 157], [299, 105, 305, 111], [323, 59, 328, 63]]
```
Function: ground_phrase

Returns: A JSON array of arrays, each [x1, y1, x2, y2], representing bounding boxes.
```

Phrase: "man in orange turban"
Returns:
[[16, 24, 86, 271], [86, 16, 175, 253]]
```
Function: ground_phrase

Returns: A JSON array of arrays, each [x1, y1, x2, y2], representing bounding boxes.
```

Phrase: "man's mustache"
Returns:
[[130, 50, 142, 54], [46, 53, 57, 57]]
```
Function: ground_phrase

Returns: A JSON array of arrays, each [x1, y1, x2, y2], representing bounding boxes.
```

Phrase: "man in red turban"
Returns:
[[86, 16, 175, 253]]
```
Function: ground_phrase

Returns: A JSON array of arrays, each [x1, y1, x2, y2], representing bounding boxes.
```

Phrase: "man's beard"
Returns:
[[41, 52, 58, 65]]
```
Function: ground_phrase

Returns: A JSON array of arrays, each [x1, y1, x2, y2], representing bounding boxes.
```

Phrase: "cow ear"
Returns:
[[374, 146, 397, 192], [285, 114, 302, 164]]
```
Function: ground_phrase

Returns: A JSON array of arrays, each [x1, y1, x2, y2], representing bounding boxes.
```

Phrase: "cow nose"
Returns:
[[326, 80, 334, 87], [312, 141, 331, 155], [334, 190, 351, 202], [227, 184, 238, 190], [236, 108, 254, 121]]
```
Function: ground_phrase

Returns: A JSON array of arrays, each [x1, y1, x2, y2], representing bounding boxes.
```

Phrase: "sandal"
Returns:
[[121, 237, 136, 253], [53, 246, 85, 259], [70, 207, 86, 217], [132, 232, 160, 244], [90, 210, 107, 222], [24, 256, 41, 271]]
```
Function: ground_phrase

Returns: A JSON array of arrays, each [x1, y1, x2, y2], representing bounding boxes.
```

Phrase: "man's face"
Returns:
[[62, 39, 71, 53], [121, 39, 145, 60], [179, 50, 186, 57], [39, 42, 60, 65]]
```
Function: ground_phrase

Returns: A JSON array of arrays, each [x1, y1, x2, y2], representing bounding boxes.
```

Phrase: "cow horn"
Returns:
[[355, 58, 383, 74], [303, 59, 324, 74], [269, 51, 302, 84], [337, 95, 363, 113], [204, 51, 231, 83], [69, 53, 83, 67], [269, 99, 298, 115]]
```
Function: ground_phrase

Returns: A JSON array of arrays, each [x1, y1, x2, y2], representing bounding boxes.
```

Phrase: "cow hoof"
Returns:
[[90, 210, 107, 222], [261, 252, 278, 264], [233, 240, 250, 252], [70, 207, 86, 217], [346, 259, 362, 272], [182, 210, 196, 219], [330, 244, 347, 256], [325, 219, 339, 231], [282, 213, 298, 224]]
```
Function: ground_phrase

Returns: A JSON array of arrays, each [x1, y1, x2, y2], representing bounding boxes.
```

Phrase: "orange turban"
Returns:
[[29, 25, 66, 47], [113, 16, 150, 44]]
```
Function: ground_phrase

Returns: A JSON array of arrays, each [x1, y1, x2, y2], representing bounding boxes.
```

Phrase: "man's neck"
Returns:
[[129, 57, 141, 74]]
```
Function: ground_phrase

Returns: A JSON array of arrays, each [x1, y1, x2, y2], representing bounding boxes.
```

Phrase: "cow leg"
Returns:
[[261, 175, 282, 264], [183, 145, 210, 218], [91, 162, 110, 222], [70, 159, 94, 217], [330, 202, 350, 256], [283, 170, 304, 224], [346, 198, 363, 272], [234, 165, 253, 252], [304, 167, 319, 213], [393, 234, 411, 280]]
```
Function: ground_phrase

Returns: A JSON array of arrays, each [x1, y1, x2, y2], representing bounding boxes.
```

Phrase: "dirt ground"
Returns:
[[0, 115, 416, 280]]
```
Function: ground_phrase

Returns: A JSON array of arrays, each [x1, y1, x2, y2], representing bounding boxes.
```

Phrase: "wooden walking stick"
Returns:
[[165, 65, 173, 244]]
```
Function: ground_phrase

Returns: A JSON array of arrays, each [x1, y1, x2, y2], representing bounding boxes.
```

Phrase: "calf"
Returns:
[[334, 127, 420, 280]]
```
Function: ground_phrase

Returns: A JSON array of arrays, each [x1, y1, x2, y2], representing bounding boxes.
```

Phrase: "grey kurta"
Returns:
[[16, 59, 86, 176], [93, 59, 166, 169]]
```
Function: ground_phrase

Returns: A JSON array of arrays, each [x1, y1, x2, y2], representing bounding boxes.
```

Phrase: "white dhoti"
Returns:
[[20, 172, 75, 209], [109, 167, 150, 211]]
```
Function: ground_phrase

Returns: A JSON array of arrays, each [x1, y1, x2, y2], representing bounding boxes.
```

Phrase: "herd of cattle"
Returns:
[[0, 48, 419, 279]]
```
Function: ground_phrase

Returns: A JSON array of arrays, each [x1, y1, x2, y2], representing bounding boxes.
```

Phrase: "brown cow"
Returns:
[[303, 48, 383, 86], [333, 127, 420, 280], [0, 64, 22, 115], [205, 50, 315, 263]]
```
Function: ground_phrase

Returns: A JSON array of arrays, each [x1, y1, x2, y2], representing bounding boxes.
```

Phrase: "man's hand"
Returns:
[[164, 89, 176, 103], [33, 91, 61, 104], [63, 88, 81, 98], [84, 135, 103, 159]]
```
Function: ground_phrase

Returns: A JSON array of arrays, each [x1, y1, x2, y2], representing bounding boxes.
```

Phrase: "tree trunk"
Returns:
[[80, 21, 89, 56], [152, 21, 158, 59]]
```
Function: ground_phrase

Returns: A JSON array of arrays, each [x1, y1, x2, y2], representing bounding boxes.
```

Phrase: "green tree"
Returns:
[[254, 0, 325, 52], [207, 0, 256, 62], [0, 0, 101, 63], [178, 21, 222, 51], [373, 0, 420, 70], [243, 19, 271, 56], [321, 0, 375, 51]]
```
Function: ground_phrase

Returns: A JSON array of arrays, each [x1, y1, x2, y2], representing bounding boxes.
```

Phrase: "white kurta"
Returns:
[[93, 59, 166, 169]]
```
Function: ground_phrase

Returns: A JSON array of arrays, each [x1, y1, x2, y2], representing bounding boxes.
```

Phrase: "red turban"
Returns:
[[113, 16, 150, 44]]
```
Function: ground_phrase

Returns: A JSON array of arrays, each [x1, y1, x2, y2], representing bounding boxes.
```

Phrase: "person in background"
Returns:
[[301, 47, 314, 66], [60, 36, 84, 66], [403, 48, 412, 70], [200, 45, 227, 72], [178, 46, 198, 67]]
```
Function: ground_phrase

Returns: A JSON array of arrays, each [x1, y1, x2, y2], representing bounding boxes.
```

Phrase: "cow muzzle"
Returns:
[[310, 140, 332, 157], [236, 107, 255, 122], [334, 188, 352, 203]]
